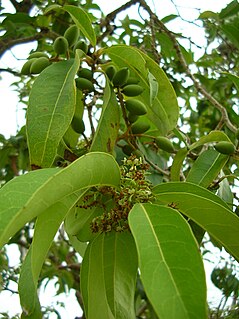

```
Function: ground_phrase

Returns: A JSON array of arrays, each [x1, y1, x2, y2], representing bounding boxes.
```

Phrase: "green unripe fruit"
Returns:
[[131, 122, 150, 134], [124, 76, 140, 85], [21, 58, 37, 75], [125, 99, 147, 116], [77, 68, 93, 80], [214, 141, 235, 155], [122, 144, 134, 156], [128, 112, 139, 123], [30, 57, 50, 74], [71, 117, 85, 134], [75, 77, 94, 92], [112, 67, 129, 87], [64, 25, 79, 47], [74, 40, 88, 54], [28, 52, 48, 59], [105, 65, 117, 81], [155, 136, 175, 153], [122, 84, 144, 97], [53, 36, 69, 55]]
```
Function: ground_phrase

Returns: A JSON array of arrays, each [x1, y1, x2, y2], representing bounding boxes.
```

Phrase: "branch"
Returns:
[[0, 68, 21, 76], [138, 0, 237, 133], [97, 0, 140, 44], [0, 30, 56, 59]]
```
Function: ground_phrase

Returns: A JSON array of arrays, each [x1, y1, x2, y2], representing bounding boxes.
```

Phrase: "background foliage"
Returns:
[[0, 0, 239, 318]]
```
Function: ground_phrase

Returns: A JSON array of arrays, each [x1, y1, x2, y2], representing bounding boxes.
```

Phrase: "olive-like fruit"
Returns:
[[155, 136, 175, 153], [77, 68, 93, 80], [74, 40, 88, 54], [112, 67, 129, 87], [64, 25, 79, 47], [30, 57, 50, 74], [131, 122, 150, 134], [75, 77, 94, 92], [122, 144, 134, 155], [71, 117, 85, 134], [122, 84, 144, 97], [105, 65, 117, 81], [124, 77, 140, 85], [128, 112, 139, 123], [214, 141, 235, 155], [21, 58, 37, 75], [53, 36, 69, 55], [28, 52, 48, 59], [125, 99, 147, 116]]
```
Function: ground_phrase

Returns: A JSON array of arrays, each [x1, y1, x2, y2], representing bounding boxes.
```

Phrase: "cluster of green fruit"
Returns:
[[105, 65, 149, 134], [21, 24, 88, 75]]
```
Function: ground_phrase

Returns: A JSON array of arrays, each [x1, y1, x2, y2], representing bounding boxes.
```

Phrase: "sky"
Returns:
[[0, 0, 236, 318]]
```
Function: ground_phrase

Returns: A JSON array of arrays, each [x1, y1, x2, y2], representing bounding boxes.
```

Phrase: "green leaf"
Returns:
[[224, 72, 239, 94], [148, 71, 158, 105], [221, 24, 239, 50], [198, 11, 219, 20], [186, 149, 228, 188], [63, 5, 96, 46], [128, 203, 207, 319], [90, 79, 120, 153], [0, 152, 120, 247], [105, 45, 179, 135], [189, 130, 231, 151], [19, 195, 78, 316], [219, 0, 239, 19], [81, 231, 138, 319], [170, 148, 188, 181], [153, 182, 239, 261], [27, 53, 80, 167]]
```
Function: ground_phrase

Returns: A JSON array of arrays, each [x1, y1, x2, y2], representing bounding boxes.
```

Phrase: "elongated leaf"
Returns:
[[189, 130, 231, 151], [19, 194, 79, 316], [170, 147, 188, 181], [129, 203, 207, 319], [225, 72, 239, 93], [153, 182, 239, 261], [63, 5, 96, 46], [81, 231, 138, 319], [0, 152, 120, 247], [90, 79, 120, 153], [105, 45, 179, 135], [186, 149, 228, 187], [27, 53, 80, 167]]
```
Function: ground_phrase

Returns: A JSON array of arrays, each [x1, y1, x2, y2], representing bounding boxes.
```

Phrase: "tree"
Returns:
[[0, 0, 239, 318]]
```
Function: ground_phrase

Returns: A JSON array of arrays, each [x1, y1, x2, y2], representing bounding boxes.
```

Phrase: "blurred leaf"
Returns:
[[219, 0, 239, 19]]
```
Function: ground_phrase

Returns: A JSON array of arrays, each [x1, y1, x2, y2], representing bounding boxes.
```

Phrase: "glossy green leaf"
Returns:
[[189, 130, 231, 151], [217, 175, 234, 209], [128, 203, 207, 319], [90, 80, 120, 153], [81, 231, 138, 319], [221, 24, 239, 50], [63, 5, 96, 46], [0, 152, 120, 247], [105, 45, 179, 135], [153, 182, 239, 261], [27, 53, 80, 167], [186, 149, 228, 187]]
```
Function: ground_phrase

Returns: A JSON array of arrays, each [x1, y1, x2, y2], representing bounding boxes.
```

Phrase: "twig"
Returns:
[[138, 0, 237, 133], [145, 156, 170, 176]]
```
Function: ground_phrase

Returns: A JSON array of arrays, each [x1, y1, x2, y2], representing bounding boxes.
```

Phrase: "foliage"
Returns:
[[0, 0, 239, 318]]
